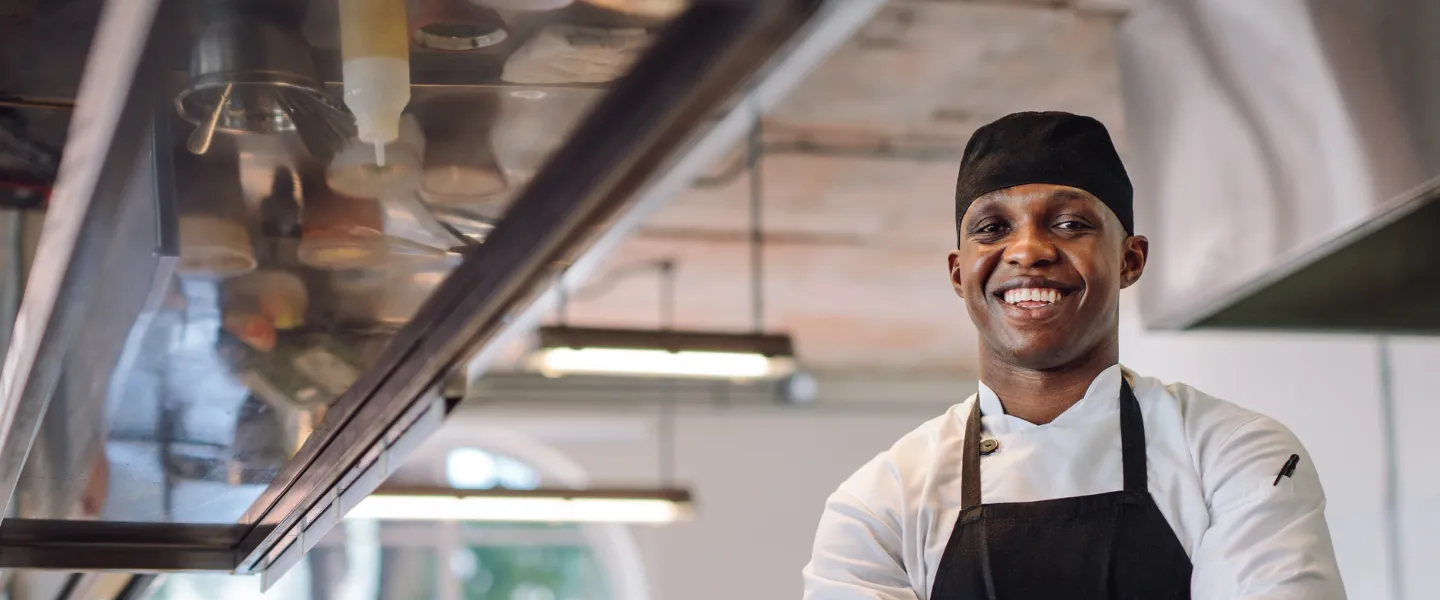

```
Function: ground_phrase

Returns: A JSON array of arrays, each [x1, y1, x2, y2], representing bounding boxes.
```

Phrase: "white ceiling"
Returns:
[[534, 0, 1134, 376]]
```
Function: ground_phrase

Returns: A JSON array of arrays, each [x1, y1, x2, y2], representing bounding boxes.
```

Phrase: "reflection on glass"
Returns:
[[154, 449, 614, 599], [447, 447, 541, 490], [340, 0, 413, 165], [13, 0, 686, 528], [153, 522, 611, 600], [463, 536, 609, 600]]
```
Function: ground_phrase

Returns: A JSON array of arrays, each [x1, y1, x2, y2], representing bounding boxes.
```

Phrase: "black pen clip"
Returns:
[[1273, 454, 1300, 486]]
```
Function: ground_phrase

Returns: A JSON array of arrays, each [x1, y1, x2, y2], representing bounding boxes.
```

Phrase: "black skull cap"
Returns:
[[954, 111, 1133, 244]]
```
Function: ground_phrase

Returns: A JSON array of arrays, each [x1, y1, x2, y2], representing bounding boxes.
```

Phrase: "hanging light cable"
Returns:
[[530, 112, 799, 382], [748, 112, 765, 334]]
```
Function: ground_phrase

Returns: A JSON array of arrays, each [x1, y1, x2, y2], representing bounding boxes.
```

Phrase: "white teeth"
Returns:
[[1003, 288, 1063, 305]]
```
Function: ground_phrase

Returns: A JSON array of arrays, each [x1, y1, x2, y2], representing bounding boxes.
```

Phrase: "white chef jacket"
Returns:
[[803, 364, 1345, 599]]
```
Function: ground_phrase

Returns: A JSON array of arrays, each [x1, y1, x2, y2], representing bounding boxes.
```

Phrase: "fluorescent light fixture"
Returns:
[[348, 487, 693, 524], [530, 326, 797, 380]]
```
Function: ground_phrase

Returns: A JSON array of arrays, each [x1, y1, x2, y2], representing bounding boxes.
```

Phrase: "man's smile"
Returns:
[[989, 277, 1081, 322]]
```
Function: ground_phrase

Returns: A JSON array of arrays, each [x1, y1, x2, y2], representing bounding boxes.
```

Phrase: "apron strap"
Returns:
[[961, 397, 984, 509], [1119, 379, 1148, 494]]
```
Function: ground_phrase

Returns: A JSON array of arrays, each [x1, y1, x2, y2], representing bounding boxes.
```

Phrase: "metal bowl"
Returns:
[[174, 17, 338, 136]]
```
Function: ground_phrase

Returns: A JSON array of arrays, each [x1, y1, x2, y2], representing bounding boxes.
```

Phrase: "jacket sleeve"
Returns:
[[1189, 416, 1347, 599], [802, 489, 921, 600]]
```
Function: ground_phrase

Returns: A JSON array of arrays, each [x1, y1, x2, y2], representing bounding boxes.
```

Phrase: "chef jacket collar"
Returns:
[[977, 363, 1126, 433]]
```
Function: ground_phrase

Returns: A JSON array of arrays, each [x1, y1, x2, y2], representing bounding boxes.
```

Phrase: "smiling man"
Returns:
[[801, 112, 1346, 599]]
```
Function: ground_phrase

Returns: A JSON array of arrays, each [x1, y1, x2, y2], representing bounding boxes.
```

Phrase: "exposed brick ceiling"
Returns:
[[522, 0, 1135, 376]]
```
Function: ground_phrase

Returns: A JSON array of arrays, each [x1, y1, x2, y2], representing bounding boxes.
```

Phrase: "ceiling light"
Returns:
[[530, 326, 797, 380], [348, 487, 693, 524]]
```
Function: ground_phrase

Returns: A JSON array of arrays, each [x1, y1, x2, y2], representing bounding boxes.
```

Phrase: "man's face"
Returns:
[[947, 184, 1148, 370]]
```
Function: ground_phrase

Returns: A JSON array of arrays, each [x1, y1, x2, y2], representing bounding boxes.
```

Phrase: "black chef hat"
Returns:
[[954, 111, 1133, 245]]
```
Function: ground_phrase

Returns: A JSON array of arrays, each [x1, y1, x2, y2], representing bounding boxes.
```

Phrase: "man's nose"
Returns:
[[1003, 225, 1058, 268]]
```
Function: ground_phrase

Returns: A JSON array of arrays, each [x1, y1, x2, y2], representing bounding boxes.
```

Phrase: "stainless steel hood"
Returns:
[[1118, 0, 1440, 333], [0, 0, 884, 587]]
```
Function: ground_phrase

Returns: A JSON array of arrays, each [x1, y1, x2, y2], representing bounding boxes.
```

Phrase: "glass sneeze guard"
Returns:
[[0, 0, 861, 583]]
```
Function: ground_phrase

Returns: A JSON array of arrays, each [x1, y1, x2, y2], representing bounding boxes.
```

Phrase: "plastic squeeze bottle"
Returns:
[[340, 0, 412, 167]]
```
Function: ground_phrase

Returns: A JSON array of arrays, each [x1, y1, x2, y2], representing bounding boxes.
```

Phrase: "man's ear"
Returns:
[[1119, 235, 1148, 289], [947, 250, 964, 298]]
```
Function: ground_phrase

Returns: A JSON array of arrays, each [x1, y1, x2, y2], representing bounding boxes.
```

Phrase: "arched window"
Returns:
[[446, 447, 541, 491]]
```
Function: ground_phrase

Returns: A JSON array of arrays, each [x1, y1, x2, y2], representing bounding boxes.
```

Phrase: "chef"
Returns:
[[802, 112, 1345, 599]]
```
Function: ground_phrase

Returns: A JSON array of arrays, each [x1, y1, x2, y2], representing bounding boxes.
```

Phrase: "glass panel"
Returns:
[[462, 541, 609, 600], [13, 0, 689, 525], [446, 447, 542, 490], [152, 520, 612, 599]]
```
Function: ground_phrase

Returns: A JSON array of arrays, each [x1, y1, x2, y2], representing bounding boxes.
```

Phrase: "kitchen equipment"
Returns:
[[174, 10, 353, 159], [174, 151, 257, 278], [274, 89, 356, 163], [178, 216, 258, 279], [298, 184, 389, 270], [1119, 0, 1440, 333], [414, 92, 507, 208], [413, 0, 509, 51]]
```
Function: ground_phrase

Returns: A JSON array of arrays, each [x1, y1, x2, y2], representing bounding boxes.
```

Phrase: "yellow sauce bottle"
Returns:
[[340, 0, 412, 166]]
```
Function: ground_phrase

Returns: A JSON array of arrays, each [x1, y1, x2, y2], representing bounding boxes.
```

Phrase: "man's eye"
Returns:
[[976, 222, 1007, 234], [1055, 220, 1090, 230]]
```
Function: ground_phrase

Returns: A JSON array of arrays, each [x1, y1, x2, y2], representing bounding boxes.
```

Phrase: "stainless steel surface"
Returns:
[[0, 0, 164, 529], [175, 9, 335, 137], [0, 519, 243, 571], [15, 108, 180, 524], [0, 0, 850, 578], [1119, 0, 1440, 332]]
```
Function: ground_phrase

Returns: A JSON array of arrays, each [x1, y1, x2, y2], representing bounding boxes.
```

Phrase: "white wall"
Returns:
[[410, 306, 1438, 600], [407, 402, 947, 600], [1388, 338, 1440, 600], [1118, 307, 1395, 599]]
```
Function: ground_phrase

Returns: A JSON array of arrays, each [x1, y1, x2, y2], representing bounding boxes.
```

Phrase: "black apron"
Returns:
[[929, 381, 1192, 600]]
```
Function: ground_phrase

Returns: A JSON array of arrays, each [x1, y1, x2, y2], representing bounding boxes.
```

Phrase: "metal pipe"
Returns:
[[0, 96, 76, 111], [747, 114, 765, 333], [1377, 337, 1405, 600]]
